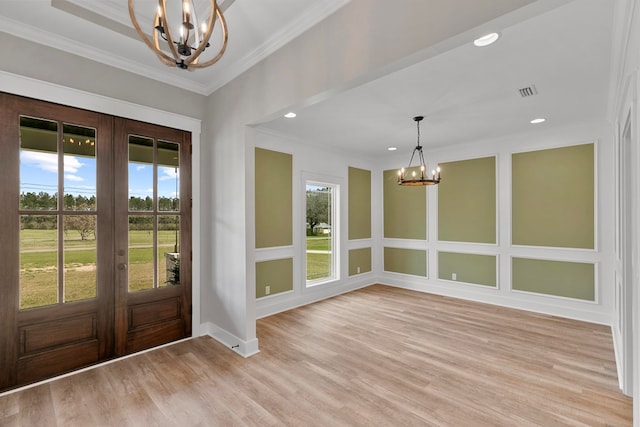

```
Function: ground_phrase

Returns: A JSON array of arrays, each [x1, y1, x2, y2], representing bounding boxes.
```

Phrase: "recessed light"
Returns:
[[284, 112, 296, 118], [530, 118, 546, 124], [388, 147, 397, 151], [474, 32, 500, 47]]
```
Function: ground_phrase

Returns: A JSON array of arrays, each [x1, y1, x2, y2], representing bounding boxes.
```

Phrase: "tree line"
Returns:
[[20, 192, 180, 239]]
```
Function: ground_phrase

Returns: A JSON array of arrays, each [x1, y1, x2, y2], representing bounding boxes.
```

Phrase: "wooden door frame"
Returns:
[[0, 92, 194, 391], [0, 72, 202, 343]]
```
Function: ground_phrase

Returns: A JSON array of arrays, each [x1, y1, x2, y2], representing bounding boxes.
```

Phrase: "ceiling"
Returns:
[[259, 0, 615, 158], [0, 0, 616, 158]]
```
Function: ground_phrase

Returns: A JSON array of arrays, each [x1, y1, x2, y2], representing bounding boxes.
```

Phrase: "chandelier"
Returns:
[[397, 116, 441, 186], [128, 0, 228, 70]]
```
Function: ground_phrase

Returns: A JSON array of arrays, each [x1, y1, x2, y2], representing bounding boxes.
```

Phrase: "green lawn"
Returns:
[[306, 235, 332, 280], [19, 230, 333, 308], [19, 230, 180, 309], [306, 252, 332, 280], [306, 236, 331, 251]]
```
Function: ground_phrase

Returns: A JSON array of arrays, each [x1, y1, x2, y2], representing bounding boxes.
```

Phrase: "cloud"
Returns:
[[136, 165, 146, 171], [65, 174, 84, 182], [158, 166, 179, 181], [20, 151, 57, 173], [64, 155, 83, 173], [20, 151, 85, 174]]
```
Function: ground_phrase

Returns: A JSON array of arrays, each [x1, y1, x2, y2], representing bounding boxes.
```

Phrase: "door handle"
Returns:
[[118, 263, 128, 270]]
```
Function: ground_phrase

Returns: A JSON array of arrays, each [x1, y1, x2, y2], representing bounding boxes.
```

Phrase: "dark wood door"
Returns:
[[0, 93, 191, 392], [113, 118, 192, 356]]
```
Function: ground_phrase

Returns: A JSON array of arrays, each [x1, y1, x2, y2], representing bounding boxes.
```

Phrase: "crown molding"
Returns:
[[204, 0, 351, 94], [0, 14, 209, 95]]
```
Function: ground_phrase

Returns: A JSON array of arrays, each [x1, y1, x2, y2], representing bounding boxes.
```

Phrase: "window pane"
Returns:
[[158, 216, 180, 287], [129, 215, 154, 292], [306, 184, 333, 283], [20, 116, 58, 210], [20, 215, 58, 309], [158, 141, 179, 212], [63, 124, 96, 211], [64, 215, 97, 302], [128, 136, 154, 211]]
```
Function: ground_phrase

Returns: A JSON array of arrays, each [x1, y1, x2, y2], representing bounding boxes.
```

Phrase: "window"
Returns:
[[305, 182, 338, 285]]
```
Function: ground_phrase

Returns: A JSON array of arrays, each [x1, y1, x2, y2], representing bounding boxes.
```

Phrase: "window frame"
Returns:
[[304, 179, 339, 287]]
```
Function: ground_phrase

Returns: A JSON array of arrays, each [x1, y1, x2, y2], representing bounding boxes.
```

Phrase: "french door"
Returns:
[[0, 93, 191, 391]]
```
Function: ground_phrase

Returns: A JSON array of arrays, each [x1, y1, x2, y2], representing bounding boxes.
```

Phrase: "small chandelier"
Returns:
[[397, 116, 441, 186], [128, 0, 228, 70]]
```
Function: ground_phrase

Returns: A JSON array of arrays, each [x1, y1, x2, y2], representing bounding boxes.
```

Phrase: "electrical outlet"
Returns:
[[265, 285, 271, 295], [356, 266, 361, 274], [451, 273, 457, 281]]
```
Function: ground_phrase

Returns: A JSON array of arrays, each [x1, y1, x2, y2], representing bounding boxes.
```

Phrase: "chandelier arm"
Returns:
[[158, 0, 183, 64], [406, 147, 418, 169], [129, 0, 177, 66], [184, 0, 217, 67], [152, 10, 178, 67], [187, 4, 228, 69], [418, 147, 426, 169]]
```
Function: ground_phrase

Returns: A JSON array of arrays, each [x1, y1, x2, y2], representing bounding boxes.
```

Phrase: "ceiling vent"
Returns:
[[518, 84, 538, 98]]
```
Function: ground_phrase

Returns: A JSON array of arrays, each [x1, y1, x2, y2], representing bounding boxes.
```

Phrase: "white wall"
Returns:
[[0, 33, 207, 120], [610, 0, 640, 418], [199, 0, 548, 356]]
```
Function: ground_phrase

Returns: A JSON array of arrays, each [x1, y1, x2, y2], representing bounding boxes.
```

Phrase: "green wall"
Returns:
[[384, 247, 427, 277], [512, 258, 595, 301], [383, 169, 426, 239], [438, 157, 496, 243], [255, 148, 292, 248], [348, 167, 372, 240], [512, 143, 594, 249], [438, 252, 497, 287], [349, 247, 372, 276], [256, 258, 293, 298]]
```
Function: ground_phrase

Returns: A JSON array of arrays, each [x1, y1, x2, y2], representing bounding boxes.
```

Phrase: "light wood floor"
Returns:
[[0, 285, 632, 426]]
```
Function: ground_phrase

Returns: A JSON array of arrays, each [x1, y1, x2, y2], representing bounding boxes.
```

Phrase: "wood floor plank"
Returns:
[[0, 284, 632, 426]]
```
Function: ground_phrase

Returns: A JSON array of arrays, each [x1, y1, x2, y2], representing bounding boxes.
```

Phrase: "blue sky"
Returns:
[[20, 150, 179, 200]]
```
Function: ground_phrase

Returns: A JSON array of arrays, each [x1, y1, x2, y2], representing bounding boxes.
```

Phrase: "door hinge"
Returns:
[[189, 304, 193, 315], [190, 251, 193, 261]]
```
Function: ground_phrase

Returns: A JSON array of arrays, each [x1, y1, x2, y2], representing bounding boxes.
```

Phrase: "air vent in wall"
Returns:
[[518, 84, 538, 97]]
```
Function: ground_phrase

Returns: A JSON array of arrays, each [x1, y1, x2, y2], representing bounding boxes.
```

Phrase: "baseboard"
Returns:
[[200, 322, 260, 357], [611, 325, 626, 393], [255, 276, 372, 319], [379, 278, 612, 326]]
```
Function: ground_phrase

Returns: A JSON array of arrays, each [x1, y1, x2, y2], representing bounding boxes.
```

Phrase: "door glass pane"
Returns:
[[129, 215, 154, 292], [128, 136, 154, 211], [20, 215, 58, 309], [63, 124, 97, 211], [64, 215, 97, 302], [159, 216, 180, 287], [158, 141, 180, 212], [19, 116, 58, 210]]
